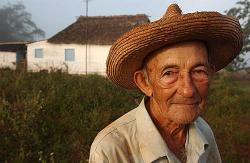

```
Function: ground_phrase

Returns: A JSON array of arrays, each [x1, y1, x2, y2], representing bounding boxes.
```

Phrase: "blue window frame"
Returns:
[[35, 48, 43, 58], [65, 49, 75, 61]]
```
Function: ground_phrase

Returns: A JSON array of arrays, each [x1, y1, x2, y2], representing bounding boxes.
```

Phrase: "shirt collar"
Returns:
[[186, 118, 209, 157], [136, 97, 209, 163]]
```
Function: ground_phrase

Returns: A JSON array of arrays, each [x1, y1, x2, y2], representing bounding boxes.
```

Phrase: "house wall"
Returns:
[[27, 40, 111, 75], [0, 51, 16, 69]]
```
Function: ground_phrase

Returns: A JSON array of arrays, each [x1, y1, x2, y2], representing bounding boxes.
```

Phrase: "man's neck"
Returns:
[[146, 97, 188, 136], [146, 97, 188, 162]]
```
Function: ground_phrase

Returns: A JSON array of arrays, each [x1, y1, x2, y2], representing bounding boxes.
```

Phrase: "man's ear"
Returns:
[[134, 70, 153, 97]]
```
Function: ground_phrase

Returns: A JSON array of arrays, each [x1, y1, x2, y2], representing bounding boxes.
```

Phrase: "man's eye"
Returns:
[[192, 69, 209, 81], [163, 70, 178, 76]]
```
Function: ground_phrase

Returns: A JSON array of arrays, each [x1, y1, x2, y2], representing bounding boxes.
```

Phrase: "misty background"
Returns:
[[0, 0, 249, 67]]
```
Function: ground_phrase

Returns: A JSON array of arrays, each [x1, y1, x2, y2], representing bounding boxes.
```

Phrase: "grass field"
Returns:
[[0, 68, 249, 162]]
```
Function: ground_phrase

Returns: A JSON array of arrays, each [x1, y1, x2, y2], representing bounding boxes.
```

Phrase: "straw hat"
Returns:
[[106, 4, 243, 89]]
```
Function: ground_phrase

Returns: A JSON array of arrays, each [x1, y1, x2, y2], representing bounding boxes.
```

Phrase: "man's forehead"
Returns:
[[143, 41, 209, 68]]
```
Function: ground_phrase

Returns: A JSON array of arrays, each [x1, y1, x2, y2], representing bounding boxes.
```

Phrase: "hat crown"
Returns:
[[163, 4, 182, 18]]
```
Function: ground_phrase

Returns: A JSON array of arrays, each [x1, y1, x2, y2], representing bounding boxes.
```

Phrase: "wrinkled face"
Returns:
[[141, 41, 212, 125]]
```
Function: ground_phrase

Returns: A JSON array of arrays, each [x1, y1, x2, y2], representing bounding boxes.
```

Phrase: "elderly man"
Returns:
[[89, 4, 242, 163]]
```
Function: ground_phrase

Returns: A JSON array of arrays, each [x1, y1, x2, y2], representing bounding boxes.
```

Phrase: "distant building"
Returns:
[[0, 42, 27, 70], [27, 14, 150, 75]]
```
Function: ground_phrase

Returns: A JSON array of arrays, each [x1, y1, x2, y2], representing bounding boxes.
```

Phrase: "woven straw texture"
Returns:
[[106, 4, 243, 89]]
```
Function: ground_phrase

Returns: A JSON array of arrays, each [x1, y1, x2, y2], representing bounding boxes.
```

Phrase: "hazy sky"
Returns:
[[0, 0, 239, 38]]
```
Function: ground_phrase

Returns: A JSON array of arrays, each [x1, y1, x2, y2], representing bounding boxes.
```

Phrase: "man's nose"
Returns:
[[177, 72, 196, 97]]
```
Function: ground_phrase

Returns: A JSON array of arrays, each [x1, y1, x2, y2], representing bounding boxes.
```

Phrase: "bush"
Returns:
[[0, 69, 249, 162], [0, 69, 141, 162], [203, 74, 250, 162]]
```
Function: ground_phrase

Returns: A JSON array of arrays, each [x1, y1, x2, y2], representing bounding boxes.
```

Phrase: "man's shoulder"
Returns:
[[196, 117, 216, 142], [90, 108, 138, 154], [196, 118, 222, 162]]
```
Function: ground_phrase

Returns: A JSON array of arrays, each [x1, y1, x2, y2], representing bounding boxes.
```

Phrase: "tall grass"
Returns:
[[0, 68, 249, 162]]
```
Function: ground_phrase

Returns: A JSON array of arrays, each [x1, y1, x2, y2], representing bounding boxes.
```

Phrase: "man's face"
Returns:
[[144, 41, 212, 125]]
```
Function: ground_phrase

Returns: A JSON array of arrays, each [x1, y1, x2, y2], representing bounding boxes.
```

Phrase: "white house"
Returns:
[[27, 14, 150, 75], [0, 42, 27, 70]]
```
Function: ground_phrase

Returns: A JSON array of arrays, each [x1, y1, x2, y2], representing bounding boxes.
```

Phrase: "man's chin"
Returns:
[[169, 109, 200, 125], [173, 116, 198, 125], [170, 103, 201, 117]]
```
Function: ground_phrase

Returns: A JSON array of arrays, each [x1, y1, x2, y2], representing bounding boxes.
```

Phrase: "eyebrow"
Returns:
[[160, 62, 209, 72], [191, 62, 209, 70], [160, 64, 180, 72]]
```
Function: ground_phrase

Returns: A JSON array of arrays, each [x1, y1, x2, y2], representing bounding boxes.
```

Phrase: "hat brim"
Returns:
[[107, 12, 243, 89]]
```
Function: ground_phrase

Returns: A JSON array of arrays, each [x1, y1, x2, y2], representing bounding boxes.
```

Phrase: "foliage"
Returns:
[[0, 2, 45, 42], [226, 0, 250, 71], [0, 69, 249, 162], [204, 73, 250, 162], [0, 68, 141, 162]]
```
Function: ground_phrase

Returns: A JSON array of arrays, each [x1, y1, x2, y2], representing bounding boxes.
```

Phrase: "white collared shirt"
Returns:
[[89, 98, 222, 163]]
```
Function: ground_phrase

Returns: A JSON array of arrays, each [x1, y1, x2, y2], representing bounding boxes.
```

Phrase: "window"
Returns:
[[65, 49, 75, 61], [34, 48, 43, 58]]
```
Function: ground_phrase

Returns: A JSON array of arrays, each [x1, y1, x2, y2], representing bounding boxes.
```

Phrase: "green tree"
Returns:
[[0, 2, 45, 42], [226, 0, 250, 71]]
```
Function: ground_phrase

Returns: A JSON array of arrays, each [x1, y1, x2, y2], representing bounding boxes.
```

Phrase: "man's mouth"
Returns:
[[172, 101, 200, 105]]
